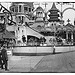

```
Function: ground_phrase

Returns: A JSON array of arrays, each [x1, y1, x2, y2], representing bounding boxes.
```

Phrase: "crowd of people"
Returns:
[[0, 46, 8, 71]]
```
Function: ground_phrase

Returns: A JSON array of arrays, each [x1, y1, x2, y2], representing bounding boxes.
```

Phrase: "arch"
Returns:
[[37, 25, 41, 28], [27, 35, 40, 46], [62, 7, 75, 15], [27, 35, 39, 40]]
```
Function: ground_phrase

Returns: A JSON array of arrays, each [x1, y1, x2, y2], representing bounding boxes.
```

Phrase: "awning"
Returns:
[[0, 30, 15, 39]]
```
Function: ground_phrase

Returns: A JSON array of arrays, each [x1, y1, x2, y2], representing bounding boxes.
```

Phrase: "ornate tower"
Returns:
[[48, 2, 60, 22]]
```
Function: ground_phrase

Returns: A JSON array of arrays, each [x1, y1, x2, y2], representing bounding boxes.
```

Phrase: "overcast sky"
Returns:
[[1, 2, 75, 25]]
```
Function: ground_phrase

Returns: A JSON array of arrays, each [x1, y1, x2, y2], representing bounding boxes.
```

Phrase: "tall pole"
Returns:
[[42, 2, 48, 27], [53, 22, 56, 54], [53, 22, 56, 45], [42, 2, 48, 19], [61, 2, 63, 20]]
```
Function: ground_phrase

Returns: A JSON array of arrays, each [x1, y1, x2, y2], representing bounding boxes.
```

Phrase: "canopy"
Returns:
[[0, 30, 15, 39]]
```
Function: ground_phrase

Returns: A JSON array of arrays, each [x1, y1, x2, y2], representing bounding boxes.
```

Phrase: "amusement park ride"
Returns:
[[0, 2, 75, 46]]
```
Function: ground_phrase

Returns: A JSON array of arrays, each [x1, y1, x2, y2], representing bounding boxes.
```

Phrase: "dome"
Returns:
[[35, 6, 44, 12]]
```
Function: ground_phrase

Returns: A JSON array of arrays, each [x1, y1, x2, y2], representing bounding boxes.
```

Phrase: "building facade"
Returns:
[[0, 2, 75, 46]]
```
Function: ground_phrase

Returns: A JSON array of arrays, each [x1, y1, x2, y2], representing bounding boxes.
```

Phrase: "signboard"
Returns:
[[7, 50, 12, 55]]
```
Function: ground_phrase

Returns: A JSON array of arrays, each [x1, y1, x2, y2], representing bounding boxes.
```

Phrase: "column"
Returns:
[[66, 32, 68, 42], [17, 5, 19, 12], [15, 30, 17, 45], [71, 32, 73, 39], [24, 26, 27, 45], [71, 32, 73, 44], [22, 5, 24, 13]]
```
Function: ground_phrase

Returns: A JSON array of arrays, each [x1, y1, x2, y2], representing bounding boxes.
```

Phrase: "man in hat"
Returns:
[[1, 46, 8, 71]]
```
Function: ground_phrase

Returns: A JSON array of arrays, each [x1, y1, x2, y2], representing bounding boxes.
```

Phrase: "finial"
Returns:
[[67, 19, 70, 23]]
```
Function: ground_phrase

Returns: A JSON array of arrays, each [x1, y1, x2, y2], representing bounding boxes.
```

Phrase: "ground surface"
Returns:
[[0, 51, 75, 73]]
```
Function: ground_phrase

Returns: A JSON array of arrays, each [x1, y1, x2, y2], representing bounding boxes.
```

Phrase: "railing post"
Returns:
[[53, 45, 55, 54]]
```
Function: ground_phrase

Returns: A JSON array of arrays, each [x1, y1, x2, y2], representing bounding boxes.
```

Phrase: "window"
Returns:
[[19, 5, 21, 12], [38, 12, 40, 14], [18, 16, 21, 23], [32, 9, 33, 11], [24, 7, 28, 12], [41, 12, 42, 14], [15, 6, 18, 12], [0, 16, 4, 21], [18, 27, 19, 30], [18, 16, 24, 24], [52, 24, 53, 26], [21, 16, 24, 24], [22, 30, 23, 32], [12, 7, 14, 12], [54, 23, 56, 25], [29, 8, 31, 12]]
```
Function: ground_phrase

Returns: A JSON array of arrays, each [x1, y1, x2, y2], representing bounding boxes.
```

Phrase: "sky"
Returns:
[[1, 2, 75, 25]]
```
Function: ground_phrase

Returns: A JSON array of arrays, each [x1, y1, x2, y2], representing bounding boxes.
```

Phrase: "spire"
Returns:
[[49, 2, 59, 12]]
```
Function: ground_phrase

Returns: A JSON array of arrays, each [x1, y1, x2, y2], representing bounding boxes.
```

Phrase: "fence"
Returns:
[[7, 45, 75, 56]]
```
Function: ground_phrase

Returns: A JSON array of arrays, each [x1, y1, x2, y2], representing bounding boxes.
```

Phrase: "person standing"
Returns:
[[53, 45, 55, 54], [0, 52, 2, 69], [1, 46, 8, 71]]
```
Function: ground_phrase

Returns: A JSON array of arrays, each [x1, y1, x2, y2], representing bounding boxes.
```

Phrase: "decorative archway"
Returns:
[[27, 35, 40, 42], [60, 7, 75, 19], [62, 7, 75, 14], [27, 35, 40, 46]]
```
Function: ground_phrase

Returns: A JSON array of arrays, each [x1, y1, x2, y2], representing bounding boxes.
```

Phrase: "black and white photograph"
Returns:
[[0, 0, 75, 73]]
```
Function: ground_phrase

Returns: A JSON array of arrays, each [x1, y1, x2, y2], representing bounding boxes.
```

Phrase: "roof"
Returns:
[[0, 30, 15, 39], [35, 6, 44, 12], [63, 23, 74, 31], [3, 30, 15, 39], [48, 19, 60, 22], [49, 2, 59, 12], [65, 23, 74, 28], [12, 2, 34, 7]]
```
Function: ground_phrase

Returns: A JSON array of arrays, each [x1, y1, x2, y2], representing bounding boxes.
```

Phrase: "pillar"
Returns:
[[24, 26, 27, 44], [66, 32, 68, 42], [15, 27, 18, 45], [71, 32, 73, 44], [71, 32, 73, 39]]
